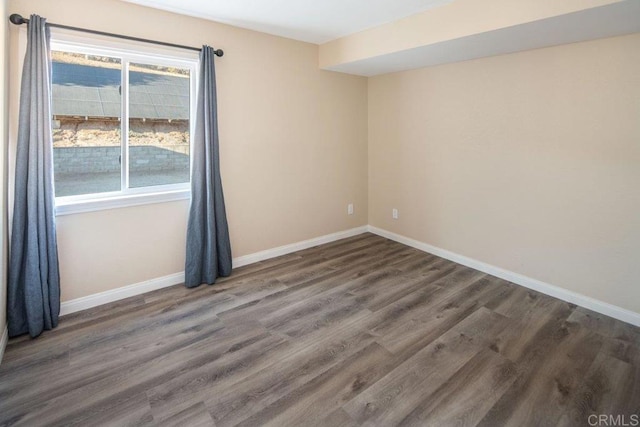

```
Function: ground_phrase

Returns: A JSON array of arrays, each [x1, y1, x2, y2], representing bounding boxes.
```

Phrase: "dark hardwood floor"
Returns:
[[0, 233, 638, 426]]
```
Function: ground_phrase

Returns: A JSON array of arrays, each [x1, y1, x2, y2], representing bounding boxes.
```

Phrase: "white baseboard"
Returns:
[[0, 326, 8, 366], [60, 225, 369, 316], [232, 226, 369, 268], [60, 272, 185, 316], [367, 225, 640, 327]]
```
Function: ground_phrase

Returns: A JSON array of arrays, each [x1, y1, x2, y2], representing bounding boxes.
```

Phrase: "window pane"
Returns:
[[128, 63, 190, 188], [52, 51, 122, 197]]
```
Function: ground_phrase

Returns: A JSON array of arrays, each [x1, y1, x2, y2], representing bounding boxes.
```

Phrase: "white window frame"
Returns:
[[50, 29, 198, 216]]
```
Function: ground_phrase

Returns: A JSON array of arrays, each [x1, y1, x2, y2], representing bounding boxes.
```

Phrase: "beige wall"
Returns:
[[1, 0, 8, 338], [8, 0, 368, 302], [369, 34, 640, 313]]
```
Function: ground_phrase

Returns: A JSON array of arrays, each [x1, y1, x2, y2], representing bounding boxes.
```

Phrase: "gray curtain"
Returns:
[[185, 46, 232, 287], [8, 15, 61, 338]]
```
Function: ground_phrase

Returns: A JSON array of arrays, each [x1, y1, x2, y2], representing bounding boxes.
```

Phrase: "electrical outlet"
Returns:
[[348, 203, 354, 215], [392, 208, 399, 220]]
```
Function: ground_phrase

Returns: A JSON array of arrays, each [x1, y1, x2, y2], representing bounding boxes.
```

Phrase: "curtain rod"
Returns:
[[9, 13, 224, 57]]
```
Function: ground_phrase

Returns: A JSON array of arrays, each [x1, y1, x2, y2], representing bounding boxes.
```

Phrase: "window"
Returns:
[[50, 34, 198, 215]]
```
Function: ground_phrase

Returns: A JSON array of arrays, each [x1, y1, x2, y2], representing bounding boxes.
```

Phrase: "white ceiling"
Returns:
[[120, 0, 453, 44]]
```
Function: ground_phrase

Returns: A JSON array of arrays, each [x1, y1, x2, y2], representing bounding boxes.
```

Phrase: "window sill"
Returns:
[[55, 189, 191, 216]]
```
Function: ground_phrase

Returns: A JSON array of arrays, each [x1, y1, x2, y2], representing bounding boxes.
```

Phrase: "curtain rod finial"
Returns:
[[9, 14, 27, 25], [215, 49, 224, 57]]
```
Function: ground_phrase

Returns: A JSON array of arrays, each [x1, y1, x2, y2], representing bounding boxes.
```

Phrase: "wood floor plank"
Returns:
[[0, 316, 224, 406], [313, 408, 359, 427], [203, 318, 376, 427], [372, 275, 512, 358], [485, 285, 556, 320], [295, 233, 387, 262], [218, 233, 381, 284], [476, 325, 604, 427], [349, 258, 459, 312], [396, 348, 518, 427], [343, 307, 510, 426], [56, 294, 148, 331], [1, 233, 638, 427], [145, 333, 290, 423], [364, 265, 485, 338], [487, 298, 575, 363], [67, 299, 225, 368], [55, 392, 156, 427], [1, 284, 233, 365], [568, 306, 640, 343], [2, 322, 279, 425], [0, 299, 236, 395], [154, 402, 215, 427], [217, 243, 412, 325], [264, 294, 371, 339], [236, 342, 397, 427], [557, 349, 636, 426]]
